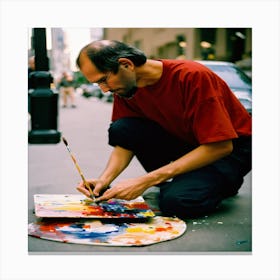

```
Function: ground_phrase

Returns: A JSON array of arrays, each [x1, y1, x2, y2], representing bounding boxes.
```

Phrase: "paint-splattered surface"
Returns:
[[34, 194, 155, 218], [28, 216, 187, 246]]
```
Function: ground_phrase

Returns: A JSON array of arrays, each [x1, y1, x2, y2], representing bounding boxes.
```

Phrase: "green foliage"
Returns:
[[73, 71, 90, 86]]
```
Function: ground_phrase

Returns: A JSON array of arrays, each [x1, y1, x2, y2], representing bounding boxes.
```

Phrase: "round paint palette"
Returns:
[[28, 216, 187, 246]]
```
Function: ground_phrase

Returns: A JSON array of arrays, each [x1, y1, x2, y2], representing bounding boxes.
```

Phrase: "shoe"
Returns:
[[62, 105, 67, 108], [71, 105, 76, 108]]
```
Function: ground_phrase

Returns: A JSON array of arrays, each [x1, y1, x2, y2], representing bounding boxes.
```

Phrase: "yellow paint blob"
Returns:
[[142, 212, 155, 217], [126, 227, 156, 234], [126, 227, 143, 233]]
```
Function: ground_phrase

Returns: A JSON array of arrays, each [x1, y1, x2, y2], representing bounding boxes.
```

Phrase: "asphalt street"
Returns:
[[28, 93, 252, 254]]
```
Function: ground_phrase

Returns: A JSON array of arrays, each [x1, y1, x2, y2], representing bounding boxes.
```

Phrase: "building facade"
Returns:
[[103, 28, 252, 62], [50, 28, 71, 81]]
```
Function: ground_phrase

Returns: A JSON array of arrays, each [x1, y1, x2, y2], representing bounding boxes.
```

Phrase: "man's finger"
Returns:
[[76, 186, 91, 197], [95, 189, 113, 202], [94, 185, 111, 197], [94, 195, 106, 203]]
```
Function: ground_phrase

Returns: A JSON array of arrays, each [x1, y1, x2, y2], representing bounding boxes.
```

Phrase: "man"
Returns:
[[76, 40, 252, 218]]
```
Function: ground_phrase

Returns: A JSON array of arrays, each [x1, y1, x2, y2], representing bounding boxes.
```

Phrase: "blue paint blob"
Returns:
[[57, 223, 129, 243]]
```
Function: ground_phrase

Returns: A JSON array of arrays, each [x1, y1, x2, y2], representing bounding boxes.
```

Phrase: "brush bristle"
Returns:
[[62, 137, 68, 146]]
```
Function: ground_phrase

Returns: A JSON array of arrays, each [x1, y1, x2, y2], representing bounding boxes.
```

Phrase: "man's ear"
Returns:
[[118, 58, 134, 69]]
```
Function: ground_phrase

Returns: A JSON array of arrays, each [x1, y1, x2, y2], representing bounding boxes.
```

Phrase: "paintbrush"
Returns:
[[62, 136, 95, 201]]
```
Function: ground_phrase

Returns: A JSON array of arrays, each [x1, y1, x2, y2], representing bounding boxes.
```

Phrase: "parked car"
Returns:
[[196, 61, 252, 114], [80, 83, 114, 102], [80, 83, 103, 99]]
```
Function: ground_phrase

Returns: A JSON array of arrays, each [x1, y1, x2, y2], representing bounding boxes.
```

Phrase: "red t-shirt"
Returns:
[[111, 59, 252, 146]]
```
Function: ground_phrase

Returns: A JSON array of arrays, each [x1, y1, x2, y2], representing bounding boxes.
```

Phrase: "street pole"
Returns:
[[28, 28, 61, 144]]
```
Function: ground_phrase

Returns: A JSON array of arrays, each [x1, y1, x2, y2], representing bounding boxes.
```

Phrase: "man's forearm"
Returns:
[[98, 146, 134, 186], [142, 140, 233, 187]]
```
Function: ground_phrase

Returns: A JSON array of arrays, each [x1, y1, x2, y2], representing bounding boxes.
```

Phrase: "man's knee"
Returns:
[[108, 117, 167, 151], [108, 118, 132, 136], [108, 118, 140, 150]]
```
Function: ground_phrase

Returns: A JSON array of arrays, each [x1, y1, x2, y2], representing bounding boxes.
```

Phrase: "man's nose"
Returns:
[[99, 84, 111, 93]]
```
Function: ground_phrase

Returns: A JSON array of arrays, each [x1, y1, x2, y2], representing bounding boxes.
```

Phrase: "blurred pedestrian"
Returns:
[[58, 71, 76, 108], [75, 40, 252, 219]]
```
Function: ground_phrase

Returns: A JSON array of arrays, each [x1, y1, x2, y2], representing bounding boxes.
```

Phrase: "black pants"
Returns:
[[108, 117, 252, 218]]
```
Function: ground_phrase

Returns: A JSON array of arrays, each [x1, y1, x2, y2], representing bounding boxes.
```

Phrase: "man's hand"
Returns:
[[76, 146, 135, 201], [94, 177, 148, 202], [76, 178, 108, 198]]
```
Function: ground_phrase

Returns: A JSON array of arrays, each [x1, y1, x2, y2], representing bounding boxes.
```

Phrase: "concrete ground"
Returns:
[[28, 93, 252, 254]]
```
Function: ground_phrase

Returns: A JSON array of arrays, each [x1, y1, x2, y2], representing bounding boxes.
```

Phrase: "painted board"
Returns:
[[34, 194, 155, 218], [28, 216, 187, 246]]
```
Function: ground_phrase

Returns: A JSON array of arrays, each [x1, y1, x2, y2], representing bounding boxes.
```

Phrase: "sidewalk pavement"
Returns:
[[28, 93, 252, 253]]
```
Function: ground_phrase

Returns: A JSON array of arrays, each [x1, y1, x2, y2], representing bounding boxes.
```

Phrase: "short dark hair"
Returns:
[[76, 40, 147, 73]]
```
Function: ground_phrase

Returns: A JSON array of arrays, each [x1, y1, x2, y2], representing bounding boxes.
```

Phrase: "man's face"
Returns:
[[79, 53, 138, 99]]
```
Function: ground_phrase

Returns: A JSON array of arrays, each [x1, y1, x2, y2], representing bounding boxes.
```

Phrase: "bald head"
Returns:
[[76, 40, 147, 74]]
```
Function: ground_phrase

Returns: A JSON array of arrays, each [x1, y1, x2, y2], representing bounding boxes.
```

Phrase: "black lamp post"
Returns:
[[28, 28, 61, 144]]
